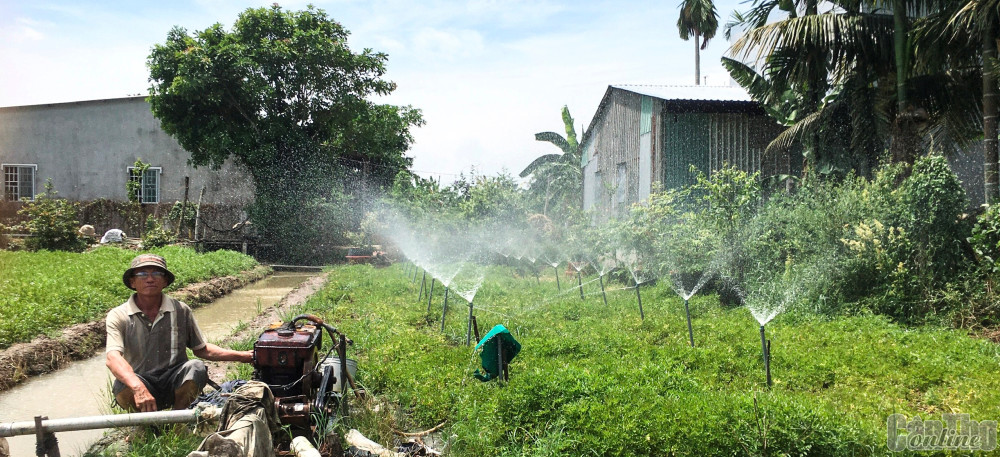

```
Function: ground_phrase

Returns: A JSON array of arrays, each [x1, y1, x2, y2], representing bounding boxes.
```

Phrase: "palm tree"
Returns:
[[724, 0, 983, 179], [520, 106, 583, 217], [677, 0, 720, 85]]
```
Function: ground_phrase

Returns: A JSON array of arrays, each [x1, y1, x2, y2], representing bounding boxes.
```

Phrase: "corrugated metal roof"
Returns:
[[611, 84, 753, 102]]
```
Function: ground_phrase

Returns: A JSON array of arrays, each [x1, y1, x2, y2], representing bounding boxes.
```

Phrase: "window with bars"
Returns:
[[2, 164, 36, 201], [127, 167, 161, 204]]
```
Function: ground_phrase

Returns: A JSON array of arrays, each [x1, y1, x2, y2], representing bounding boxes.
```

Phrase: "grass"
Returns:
[[293, 264, 1000, 456], [0, 246, 258, 348]]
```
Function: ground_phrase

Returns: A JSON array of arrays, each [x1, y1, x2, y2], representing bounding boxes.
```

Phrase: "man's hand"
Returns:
[[131, 383, 158, 412]]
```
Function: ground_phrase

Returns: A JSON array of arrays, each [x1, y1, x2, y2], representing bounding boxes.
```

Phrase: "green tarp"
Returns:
[[474, 324, 521, 381]]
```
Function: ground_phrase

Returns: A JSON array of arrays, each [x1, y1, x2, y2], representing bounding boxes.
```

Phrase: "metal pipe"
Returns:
[[577, 271, 584, 300], [417, 271, 426, 301], [426, 278, 435, 313], [553, 265, 561, 291], [759, 325, 771, 387], [440, 288, 450, 332], [599, 274, 608, 307], [634, 280, 644, 320], [0, 409, 201, 438], [684, 299, 694, 347], [466, 302, 474, 346]]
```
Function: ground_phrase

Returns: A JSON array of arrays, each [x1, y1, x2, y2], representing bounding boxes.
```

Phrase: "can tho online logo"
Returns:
[[887, 414, 997, 452]]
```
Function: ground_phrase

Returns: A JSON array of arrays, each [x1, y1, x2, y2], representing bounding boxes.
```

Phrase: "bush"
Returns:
[[11, 181, 87, 252], [141, 217, 175, 249]]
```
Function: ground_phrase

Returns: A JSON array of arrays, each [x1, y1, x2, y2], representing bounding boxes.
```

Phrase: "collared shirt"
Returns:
[[105, 294, 207, 374]]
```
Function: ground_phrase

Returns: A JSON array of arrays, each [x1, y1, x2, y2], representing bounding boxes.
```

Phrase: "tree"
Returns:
[[147, 5, 423, 262], [677, 0, 720, 85], [520, 106, 583, 218]]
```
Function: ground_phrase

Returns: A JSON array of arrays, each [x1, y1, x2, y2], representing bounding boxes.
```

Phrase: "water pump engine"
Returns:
[[252, 314, 349, 426]]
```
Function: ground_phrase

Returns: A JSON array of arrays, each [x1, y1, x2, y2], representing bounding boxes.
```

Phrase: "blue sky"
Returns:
[[0, 0, 745, 184]]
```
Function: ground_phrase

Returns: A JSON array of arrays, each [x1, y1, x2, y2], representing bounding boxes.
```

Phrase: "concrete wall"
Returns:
[[0, 97, 253, 205]]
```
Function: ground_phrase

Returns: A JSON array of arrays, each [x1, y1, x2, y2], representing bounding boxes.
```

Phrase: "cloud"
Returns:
[[412, 27, 484, 61]]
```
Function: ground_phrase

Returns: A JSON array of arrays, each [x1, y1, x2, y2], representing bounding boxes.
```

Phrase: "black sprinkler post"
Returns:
[[411, 264, 419, 283], [417, 271, 426, 301], [760, 325, 772, 387], [635, 279, 645, 320], [684, 299, 695, 347], [440, 288, 450, 332], [599, 274, 608, 306], [577, 271, 584, 300], [553, 264, 561, 291], [466, 301, 474, 346], [426, 278, 436, 313]]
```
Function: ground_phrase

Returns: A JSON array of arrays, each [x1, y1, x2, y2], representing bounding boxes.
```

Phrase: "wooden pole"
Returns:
[[176, 177, 190, 238], [193, 186, 205, 241]]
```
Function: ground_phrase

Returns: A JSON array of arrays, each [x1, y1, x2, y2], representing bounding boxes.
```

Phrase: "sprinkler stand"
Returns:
[[759, 325, 772, 387], [635, 280, 645, 320], [553, 265, 561, 291], [417, 271, 426, 301], [412, 265, 419, 283], [577, 271, 584, 300], [684, 299, 694, 347], [466, 301, 474, 346], [599, 274, 608, 306], [426, 278, 436, 313], [440, 288, 450, 332]]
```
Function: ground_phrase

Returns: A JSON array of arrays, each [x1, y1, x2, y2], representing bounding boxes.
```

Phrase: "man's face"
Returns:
[[129, 267, 167, 296]]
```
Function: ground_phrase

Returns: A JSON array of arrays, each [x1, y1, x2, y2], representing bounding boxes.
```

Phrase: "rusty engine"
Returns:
[[252, 314, 353, 426]]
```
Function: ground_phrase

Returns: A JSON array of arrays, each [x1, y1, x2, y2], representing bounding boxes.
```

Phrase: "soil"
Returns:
[[0, 265, 272, 393]]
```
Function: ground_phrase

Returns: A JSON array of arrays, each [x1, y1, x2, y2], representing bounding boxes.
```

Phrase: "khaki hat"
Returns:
[[123, 254, 175, 290]]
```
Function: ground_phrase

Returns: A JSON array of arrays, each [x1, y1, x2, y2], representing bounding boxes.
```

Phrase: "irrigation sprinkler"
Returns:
[[759, 325, 772, 387], [417, 271, 426, 301], [466, 301, 474, 346], [440, 288, 450, 332], [426, 278, 436, 313], [553, 264, 561, 291], [577, 271, 584, 300], [598, 274, 608, 306], [684, 299, 695, 347], [634, 279, 645, 320]]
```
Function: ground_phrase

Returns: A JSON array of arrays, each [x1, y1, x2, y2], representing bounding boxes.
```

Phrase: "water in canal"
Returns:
[[0, 272, 315, 457]]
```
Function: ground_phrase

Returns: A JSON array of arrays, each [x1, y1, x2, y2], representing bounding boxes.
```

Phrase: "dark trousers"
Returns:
[[113, 359, 207, 410]]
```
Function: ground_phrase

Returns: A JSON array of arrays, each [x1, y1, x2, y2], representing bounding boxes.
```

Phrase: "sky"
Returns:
[[0, 0, 746, 185]]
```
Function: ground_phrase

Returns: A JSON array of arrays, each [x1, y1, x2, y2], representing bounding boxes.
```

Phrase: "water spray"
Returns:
[[684, 299, 694, 347], [426, 278, 436, 313], [759, 325, 772, 387], [440, 288, 450, 332]]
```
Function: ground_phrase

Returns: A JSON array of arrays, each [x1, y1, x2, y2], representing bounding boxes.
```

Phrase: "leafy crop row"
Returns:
[[301, 264, 1000, 456], [0, 246, 258, 348]]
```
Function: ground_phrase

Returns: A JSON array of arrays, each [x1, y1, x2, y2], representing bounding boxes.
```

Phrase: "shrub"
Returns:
[[12, 181, 87, 252], [141, 217, 175, 249], [167, 201, 197, 238]]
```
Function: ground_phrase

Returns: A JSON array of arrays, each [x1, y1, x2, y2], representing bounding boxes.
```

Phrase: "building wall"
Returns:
[[0, 97, 253, 205], [582, 89, 644, 220]]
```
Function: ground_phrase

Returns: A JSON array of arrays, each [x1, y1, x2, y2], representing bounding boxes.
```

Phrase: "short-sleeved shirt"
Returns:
[[105, 294, 207, 374]]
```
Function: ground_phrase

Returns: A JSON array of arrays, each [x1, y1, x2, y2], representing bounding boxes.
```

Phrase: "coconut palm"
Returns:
[[677, 0, 720, 85], [724, 0, 983, 179]]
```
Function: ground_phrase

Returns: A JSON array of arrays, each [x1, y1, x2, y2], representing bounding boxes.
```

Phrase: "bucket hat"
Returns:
[[123, 254, 175, 290]]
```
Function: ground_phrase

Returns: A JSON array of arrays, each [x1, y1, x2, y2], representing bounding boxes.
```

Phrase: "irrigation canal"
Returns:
[[0, 271, 316, 457]]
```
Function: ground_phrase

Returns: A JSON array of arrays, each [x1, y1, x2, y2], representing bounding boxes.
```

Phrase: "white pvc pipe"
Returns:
[[0, 409, 200, 438], [291, 436, 322, 457]]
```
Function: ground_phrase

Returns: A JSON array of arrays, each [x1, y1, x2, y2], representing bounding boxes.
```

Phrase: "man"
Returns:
[[106, 254, 254, 412]]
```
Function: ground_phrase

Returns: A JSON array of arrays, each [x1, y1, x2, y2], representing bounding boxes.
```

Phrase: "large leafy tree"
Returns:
[[147, 5, 422, 261], [519, 106, 583, 218], [677, 0, 720, 85]]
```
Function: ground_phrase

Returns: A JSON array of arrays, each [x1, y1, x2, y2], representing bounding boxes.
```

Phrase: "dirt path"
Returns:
[[0, 265, 271, 393]]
